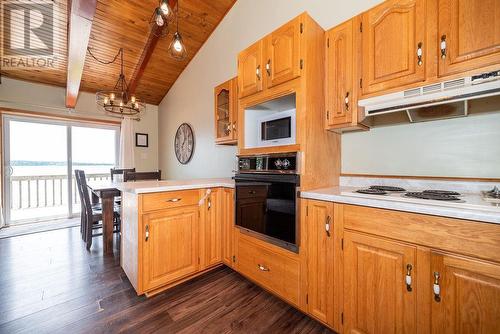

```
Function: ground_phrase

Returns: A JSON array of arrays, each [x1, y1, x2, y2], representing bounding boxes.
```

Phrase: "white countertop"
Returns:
[[115, 178, 234, 194], [301, 186, 500, 224]]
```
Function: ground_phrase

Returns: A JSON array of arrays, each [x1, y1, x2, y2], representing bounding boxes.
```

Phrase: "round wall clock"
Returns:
[[174, 123, 195, 164]]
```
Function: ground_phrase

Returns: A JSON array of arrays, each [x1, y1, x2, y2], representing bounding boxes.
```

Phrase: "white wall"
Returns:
[[0, 77, 159, 171], [158, 0, 500, 180]]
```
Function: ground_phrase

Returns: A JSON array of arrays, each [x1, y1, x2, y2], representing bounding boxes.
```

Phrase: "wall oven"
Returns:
[[235, 153, 299, 252]]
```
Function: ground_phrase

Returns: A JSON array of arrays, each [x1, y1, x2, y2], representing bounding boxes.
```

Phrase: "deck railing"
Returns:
[[10, 173, 110, 210]]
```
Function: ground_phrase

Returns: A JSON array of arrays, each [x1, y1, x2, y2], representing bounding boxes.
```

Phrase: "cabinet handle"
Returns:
[[440, 35, 447, 60], [256, 65, 261, 80], [325, 215, 331, 237], [145, 225, 149, 242], [344, 92, 350, 112], [207, 195, 211, 211], [257, 264, 270, 272], [226, 124, 231, 134], [165, 198, 181, 202], [433, 272, 441, 302], [416, 42, 423, 66], [405, 264, 413, 292], [266, 59, 271, 76], [232, 122, 237, 132], [248, 190, 256, 195]]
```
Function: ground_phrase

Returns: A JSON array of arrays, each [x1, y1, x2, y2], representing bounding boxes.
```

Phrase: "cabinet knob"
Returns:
[[257, 264, 270, 272], [416, 42, 423, 66], [433, 271, 441, 302], [440, 35, 447, 60], [266, 59, 271, 76], [405, 264, 413, 292]]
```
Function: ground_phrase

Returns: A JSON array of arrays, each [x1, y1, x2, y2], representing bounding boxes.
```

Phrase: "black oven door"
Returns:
[[234, 173, 299, 252]]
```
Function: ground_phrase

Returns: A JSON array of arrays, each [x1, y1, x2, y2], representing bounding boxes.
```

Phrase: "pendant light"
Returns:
[[168, 0, 187, 60], [159, 0, 173, 19]]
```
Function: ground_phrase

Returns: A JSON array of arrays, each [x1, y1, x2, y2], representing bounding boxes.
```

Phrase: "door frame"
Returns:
[[2, 114, 120, 225]]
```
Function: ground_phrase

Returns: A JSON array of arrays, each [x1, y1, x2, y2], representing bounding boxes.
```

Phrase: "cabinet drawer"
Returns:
[[237, 233, 300, 306], [141, 190, 200, 212], [236, 185, 268, 199]]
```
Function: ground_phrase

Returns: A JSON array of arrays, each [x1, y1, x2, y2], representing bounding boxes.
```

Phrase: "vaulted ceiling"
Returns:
[[3, 0, 236, 105]]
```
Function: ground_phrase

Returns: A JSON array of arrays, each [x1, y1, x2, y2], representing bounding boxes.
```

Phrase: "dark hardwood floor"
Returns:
[[0, 226, 334, 333]]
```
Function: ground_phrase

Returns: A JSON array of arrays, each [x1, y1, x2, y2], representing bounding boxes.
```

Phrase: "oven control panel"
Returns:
[[238, 153, 297, 174]]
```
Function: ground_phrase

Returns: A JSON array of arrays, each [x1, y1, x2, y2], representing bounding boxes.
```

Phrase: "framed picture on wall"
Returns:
[[135, 133, 148, 147]]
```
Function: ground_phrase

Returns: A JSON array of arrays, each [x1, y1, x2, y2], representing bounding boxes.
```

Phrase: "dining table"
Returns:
[[87, 180, 121, 254]]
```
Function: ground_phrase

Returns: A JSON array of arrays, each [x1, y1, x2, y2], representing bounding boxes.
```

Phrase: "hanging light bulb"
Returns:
[[109, 93, 115, 102], [159, 0, 172, 19], [169, 32, 187, 60], [155, 8, 164, 27], [130, 95, 136, 103]]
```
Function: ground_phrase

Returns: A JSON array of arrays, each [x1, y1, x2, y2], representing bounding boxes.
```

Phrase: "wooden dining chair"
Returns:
[[75, 170, 120, 250], [123, 170, 161, 182], [110, 167, 136, 181]]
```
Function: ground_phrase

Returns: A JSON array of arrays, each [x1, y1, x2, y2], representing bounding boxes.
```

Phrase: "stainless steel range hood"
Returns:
[[358, 70, 500, 126]]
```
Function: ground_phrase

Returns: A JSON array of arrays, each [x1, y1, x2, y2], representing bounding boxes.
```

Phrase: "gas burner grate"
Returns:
[[369, 185, 406, 192], [405, 192, 461, 201], [356, 189, 387, 195], [422, 190, 461, 196]]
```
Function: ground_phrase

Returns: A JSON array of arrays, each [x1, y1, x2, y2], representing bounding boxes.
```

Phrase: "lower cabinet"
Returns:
[[142, 205, 200, 292], [235, 230, 301, 307], [201, 188, 222, 269], [343, 231, 417, 334], [305, 200, 335, 327], [430, 252, 500, 334], [221, 188, 235, 267]]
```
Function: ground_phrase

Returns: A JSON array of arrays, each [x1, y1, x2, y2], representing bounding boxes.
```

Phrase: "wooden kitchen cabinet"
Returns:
[[238, 40, 264, 98], [201, 188, 222, 269], [343, 231, 417, 334], [360, 0, 427, 96], [430, 252, 500, 334], [437, 0, 500, 78], [265, 16, 302, 88], [221, 188, 235, 267], [214, 77, 238, 145], [141, 205, 199, 292], [305, 200, 335, 327], [325, 18, 367, 132]]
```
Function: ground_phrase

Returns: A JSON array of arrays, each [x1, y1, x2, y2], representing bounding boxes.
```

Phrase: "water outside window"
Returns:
[[4, 116, 119, 225]]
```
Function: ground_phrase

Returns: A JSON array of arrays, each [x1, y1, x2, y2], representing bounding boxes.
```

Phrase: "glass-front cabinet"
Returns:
[[214, 77, 238, 145]]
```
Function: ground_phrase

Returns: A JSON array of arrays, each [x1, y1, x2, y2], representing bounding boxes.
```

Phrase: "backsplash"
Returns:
[[341, 112, 500, 179]]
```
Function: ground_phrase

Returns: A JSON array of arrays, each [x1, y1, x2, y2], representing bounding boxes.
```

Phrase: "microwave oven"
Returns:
[[257, 109, 296, 147]]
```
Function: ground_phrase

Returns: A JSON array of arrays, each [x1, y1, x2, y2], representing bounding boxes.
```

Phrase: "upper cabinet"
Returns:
[[238, 15, 304, 99], [325, 18, 367, 132], [437, 0, 500, 78], [265, 16, 302, 88], [360, 0, 427, 96], [214, 77, 238, 145], [238, 40, 264, 98]]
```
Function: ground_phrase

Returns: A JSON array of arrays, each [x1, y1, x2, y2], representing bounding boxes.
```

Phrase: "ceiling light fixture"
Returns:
[[88, 47, 145, 119], [168, 0, 187, 61]]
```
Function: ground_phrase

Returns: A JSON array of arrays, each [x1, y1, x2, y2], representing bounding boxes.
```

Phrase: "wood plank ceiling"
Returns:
[[2, 0, 236, 105]]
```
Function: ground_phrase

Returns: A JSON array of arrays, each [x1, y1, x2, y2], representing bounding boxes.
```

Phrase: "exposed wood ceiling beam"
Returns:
[[65, 0, 97, 108], [127, 0, 178, 99]]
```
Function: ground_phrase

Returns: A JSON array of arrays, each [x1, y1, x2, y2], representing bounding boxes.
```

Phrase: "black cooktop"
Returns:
[[369, 185, 406, 192], [356, 189, 387, 195], [404, 192, 462, 201]]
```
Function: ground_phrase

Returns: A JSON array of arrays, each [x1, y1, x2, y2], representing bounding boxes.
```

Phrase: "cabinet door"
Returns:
[[306, 200, 334, 326], [438, 0, 500, 77], [265, 16, 301, 88], [344, 231, 417, 334], [203, 188, 222, 268], [361, 0, 426, 96], [142, 206, 199, 291], [222, 188, 235, 267], [430, 252, 500, 334], [214, 81, 233, 143], [238, 40, 263, 98], [325, 20, 355, 128]]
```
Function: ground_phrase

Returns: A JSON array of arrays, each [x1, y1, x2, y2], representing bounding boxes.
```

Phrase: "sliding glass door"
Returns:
[[3, 115, 119, 225]]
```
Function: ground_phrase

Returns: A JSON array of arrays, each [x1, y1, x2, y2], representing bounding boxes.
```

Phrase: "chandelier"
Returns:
[[151, 0, 187, 61], [89, 47, 146, 118]]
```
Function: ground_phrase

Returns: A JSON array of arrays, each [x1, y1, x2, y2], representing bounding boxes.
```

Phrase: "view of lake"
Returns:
[[12, 164, 114, 176]]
